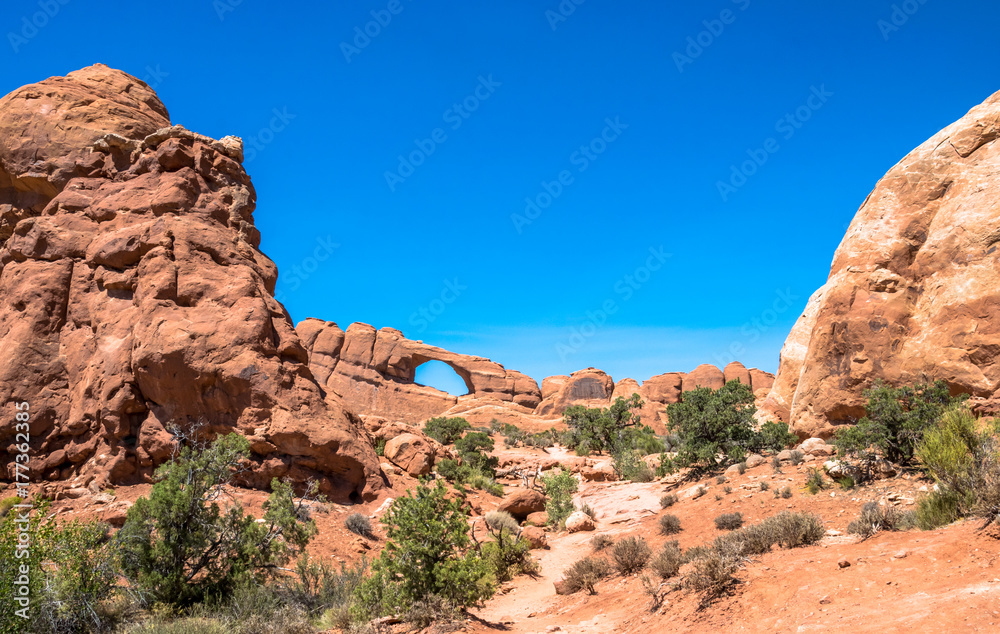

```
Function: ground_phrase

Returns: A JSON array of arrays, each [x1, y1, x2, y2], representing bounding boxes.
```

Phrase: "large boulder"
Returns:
[[497, 489, 546, 521], [765, 89, 1000, 438], [565, 511, 595, 532], [383, 433, 435, 476], [0, 66, 381, 501]]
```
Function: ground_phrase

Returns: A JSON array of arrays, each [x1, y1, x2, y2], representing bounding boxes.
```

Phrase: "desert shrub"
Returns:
[[714, 512, 744, 531], [374, 438, 386, 457], [454, 431, 499, 476], [805, 468, 828, 494], [836, 475, 855, 490], [541, 470, 578, 527], [847, 502, 903, 539], [771, 455, 783, 473], [611, 536, 651, 575], [789, 450, 805, 466], [563, 394, 644, 455], [714, 494, 723, 501], [682, 549, 740, 604], [834, 380, 962, 481], [759, 481, 769, 492], [666, 381, 758, 469], [915, 490, 966, 530], [0, 496, 20, 518], [917, 406, 1000, 524], [737, 462, 747, 475], [0, 504, 121, 634], [590, 534, 614, 551], [715, 476, 727, 485], [467, 472, 504, 497], [649, 541, 683, 581], [403, 594, 461, 629], [659, 514, 681, 535], [723, 485, 733, 494], [659, 493, 678, 508], [118, 433, 318, 607], [289, 555, 368, 624], [656, 454, 677, 477], [751, 421, 800, 454], [480, 514, 538, 585], [561, 557, 612, 594], [563, 395, 661, 481], [781, 487, 793, 499], [766, 511, 825, 548], [352, 480, 494, 619], [481, 538, 537, 583], [423, 417, 471, 445], [345, 513, 374, 539], [436, 458, 502, 495], [484, 511, 519, 536], [578, 503, 597, 520]]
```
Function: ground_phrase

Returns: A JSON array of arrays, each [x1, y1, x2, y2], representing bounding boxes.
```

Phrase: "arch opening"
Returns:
[[413, 360, 473, 396]]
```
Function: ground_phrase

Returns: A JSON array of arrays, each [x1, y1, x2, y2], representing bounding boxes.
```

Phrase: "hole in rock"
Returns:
[[413, 360, 472, 396]]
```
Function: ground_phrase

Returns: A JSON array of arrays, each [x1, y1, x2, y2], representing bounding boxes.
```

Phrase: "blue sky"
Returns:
[[4, 1, 999, 395]]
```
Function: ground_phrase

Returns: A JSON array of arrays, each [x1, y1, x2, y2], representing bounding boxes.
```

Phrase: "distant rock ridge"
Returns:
[[762, 88, 1000, 438], [296, 320, 775, 434]]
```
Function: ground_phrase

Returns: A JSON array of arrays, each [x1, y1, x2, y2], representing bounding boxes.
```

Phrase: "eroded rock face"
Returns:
[[296, 319, 776, 434], [0, 65, 381, 500], [766, 89, 1000, 438], [296, 319, 542, 424]]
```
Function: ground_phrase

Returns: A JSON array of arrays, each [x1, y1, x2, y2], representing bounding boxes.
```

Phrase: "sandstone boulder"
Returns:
[[383, 433, 434, 476], [581, 463, 615, 482], [565, 511, 595, 533], [745, 454, 765, 468], [525, 511, 548, 526], [799, 438, 836, 457], [497, 489, 546, 520], [520, 525, 548, 549], [765, 89, 1000, 438]]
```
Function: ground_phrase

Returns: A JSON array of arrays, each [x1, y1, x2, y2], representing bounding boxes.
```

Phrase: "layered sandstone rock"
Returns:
[[296, 319, 542, 424], [0, 65, 381, 500], [766, 89, 1000, 438], [296, 318, 777, 434]]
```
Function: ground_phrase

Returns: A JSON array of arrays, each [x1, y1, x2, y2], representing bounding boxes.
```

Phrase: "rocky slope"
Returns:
[[0, 65, 382, 501], [764, 89, 1000, 438]]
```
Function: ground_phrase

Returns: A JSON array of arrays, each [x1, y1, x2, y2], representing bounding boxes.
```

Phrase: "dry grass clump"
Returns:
[[344, 513, 374, 539], [659, 513, 681, 535], [714, 512, 743, 530], [611, 536, 652, 575], [561, 557, 612, 594], [847, 502, 909, 539], [649, 540, 683, 580], [590, 534, 614, 551], [659, 493, 678, 508]]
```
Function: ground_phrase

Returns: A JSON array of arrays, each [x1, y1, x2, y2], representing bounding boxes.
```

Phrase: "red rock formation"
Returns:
[[766, 89, 1000, 438], [682, 364, 726, 393], [0, 65, 381, 500], [296, 319, 542, 424], [534, 368, 615, 416]]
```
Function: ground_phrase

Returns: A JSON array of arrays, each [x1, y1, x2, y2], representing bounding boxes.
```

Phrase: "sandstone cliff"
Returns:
[[764, 89, 1000, 438], [0, 65, 382, 500]]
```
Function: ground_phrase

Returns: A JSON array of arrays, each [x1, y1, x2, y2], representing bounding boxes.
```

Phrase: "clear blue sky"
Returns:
[[4, 1, 999, 394]]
